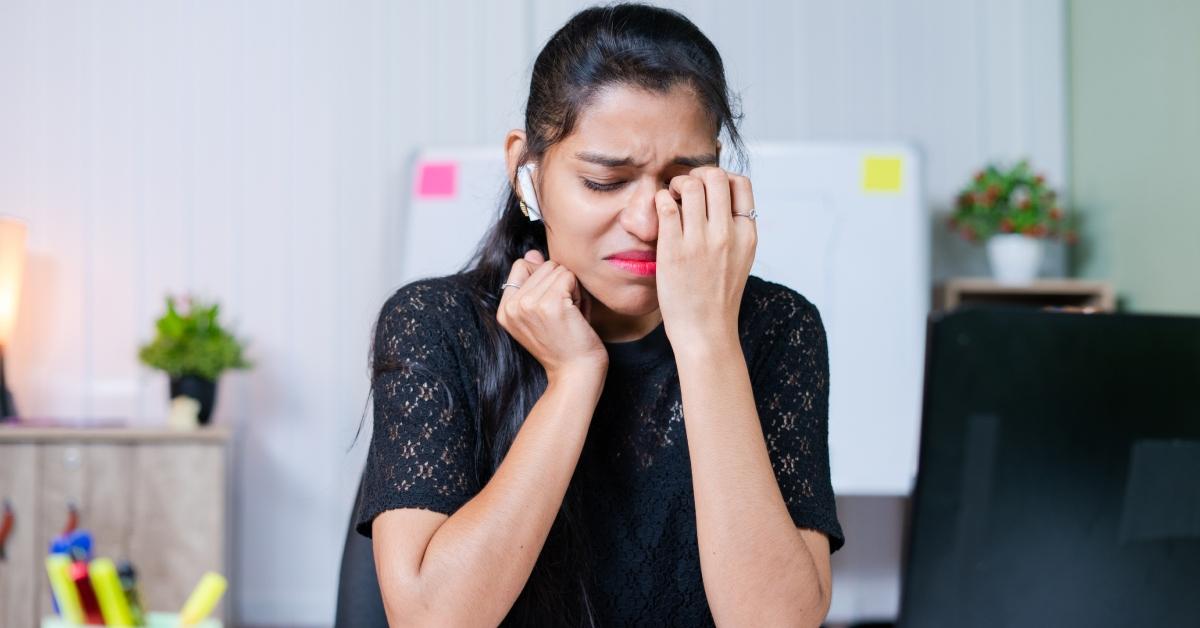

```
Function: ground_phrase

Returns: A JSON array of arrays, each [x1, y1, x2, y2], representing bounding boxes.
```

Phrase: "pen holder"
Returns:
[[41, 612, 222, 628]]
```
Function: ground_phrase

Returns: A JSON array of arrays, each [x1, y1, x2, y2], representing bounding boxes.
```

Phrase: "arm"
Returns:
[[372, 364, 606, 627], [651, 164, 838, 626], [676, 334, 832, 627]]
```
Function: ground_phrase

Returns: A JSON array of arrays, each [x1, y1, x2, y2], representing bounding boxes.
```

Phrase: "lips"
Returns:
[[605, 249, 656, 276], [606, 249, 656, 262]]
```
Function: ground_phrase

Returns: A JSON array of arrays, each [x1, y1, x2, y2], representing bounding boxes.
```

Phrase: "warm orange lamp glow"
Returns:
[[0, 217, 26, 419]]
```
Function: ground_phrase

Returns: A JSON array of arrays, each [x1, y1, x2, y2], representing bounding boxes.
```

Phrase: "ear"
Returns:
[[715, 139, 723, 165], [504, 129, 528, 188]]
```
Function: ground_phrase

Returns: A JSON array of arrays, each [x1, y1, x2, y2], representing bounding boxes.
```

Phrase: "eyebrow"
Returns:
[[574, 150, 719, 169]]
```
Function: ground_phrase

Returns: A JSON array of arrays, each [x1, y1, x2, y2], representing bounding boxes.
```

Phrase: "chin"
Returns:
[[591, 282, 658, 315]]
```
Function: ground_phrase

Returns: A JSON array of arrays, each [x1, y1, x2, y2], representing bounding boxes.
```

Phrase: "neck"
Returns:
[[588, 301, 663, 343]]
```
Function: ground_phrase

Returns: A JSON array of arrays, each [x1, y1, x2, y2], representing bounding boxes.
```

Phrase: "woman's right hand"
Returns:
[[498, 249, 608, 381]]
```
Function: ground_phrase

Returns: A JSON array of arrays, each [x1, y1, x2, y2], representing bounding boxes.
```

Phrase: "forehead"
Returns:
[[557, 83, 716, 163]]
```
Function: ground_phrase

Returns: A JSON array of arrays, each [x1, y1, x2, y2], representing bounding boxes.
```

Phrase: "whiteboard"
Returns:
[[399, 142, 928, 496]]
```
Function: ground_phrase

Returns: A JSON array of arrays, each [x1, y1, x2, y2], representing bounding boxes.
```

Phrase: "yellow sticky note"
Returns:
[[863, 156, 903, 192]]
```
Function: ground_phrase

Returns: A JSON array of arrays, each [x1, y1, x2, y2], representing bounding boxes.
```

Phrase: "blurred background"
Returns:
[[0, 1, 1196, 626]]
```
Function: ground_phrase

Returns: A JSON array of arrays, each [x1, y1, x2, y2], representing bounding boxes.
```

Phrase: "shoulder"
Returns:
[[741, 274, 823, 337], [379, 273, 475, 319], [372, 272, 483, 365]]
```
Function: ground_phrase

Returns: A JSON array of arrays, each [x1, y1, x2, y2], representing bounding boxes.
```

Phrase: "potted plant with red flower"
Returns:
[[948, 159, 1078, 284]]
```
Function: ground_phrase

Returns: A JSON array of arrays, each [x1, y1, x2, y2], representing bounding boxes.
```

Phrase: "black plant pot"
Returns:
[[169, 374, 217, 425]]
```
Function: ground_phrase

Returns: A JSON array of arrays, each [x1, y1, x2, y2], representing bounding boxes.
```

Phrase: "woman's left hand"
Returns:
[[654, 166, 757, 353]]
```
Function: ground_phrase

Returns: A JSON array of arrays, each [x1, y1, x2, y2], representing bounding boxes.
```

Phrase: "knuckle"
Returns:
[[700, 168, 728, 185], [669, 174, 692, 188]]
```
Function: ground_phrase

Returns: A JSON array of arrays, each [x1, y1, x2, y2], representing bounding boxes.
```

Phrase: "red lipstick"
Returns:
[[605, 249, 656, 277]]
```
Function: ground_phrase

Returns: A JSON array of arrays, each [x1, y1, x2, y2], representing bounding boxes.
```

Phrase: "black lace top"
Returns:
[[355, 271, 845, 625]]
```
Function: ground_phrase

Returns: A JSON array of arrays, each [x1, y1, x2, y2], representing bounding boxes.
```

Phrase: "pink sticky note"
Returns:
[[416, 161, 458, 199]]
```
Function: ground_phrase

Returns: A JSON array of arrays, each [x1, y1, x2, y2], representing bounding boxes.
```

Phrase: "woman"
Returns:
[[355, 3, 844, 626]]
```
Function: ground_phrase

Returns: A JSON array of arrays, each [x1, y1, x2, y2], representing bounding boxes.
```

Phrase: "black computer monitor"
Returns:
[[899, 306, 1200, 627]]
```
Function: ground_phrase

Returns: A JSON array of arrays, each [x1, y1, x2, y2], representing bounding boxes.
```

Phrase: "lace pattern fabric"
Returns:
[[355, 272, 844, 624]]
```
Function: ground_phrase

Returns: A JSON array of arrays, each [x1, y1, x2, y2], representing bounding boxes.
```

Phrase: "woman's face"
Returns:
[[505, 83, 720, 341]]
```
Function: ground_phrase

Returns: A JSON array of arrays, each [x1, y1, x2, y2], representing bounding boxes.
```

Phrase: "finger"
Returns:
[[503, 258, 535, 298], [669, 174, 707, 241], [551, 266, 581, 309], [729, 174, 758, 269], [525, 263, 568, 310], [724, 174, 753, 225], [655, 188, 683, 251], [519, 259, 559, 302], [500, 257, 537, 325], [693, 167, 732, 241]]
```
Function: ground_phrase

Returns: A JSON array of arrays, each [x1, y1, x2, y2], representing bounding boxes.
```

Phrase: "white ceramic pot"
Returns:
[[986, 234, 1044, 284]]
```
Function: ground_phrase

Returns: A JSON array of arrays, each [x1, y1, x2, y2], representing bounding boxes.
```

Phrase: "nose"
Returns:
[[618, 179, 665, 243]]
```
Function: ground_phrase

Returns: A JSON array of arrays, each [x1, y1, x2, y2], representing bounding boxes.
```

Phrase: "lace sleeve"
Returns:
[[355, 279, 479, 538], [752, 287, 845, 553]]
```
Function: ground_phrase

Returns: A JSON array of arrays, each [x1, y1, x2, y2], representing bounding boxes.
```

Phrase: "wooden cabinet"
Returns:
[[0, 427, 230, 626]]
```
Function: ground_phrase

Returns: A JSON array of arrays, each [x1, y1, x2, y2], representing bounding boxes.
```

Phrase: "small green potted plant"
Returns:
[[948, 159, 1078, 283], [138, 295, 251, 425]]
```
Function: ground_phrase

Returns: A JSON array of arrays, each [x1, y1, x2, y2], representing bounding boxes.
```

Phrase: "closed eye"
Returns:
[[582, 178, 625, 193]]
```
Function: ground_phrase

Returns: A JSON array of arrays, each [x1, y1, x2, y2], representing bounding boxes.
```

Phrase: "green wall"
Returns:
[[1069, 0, 1200, 314]]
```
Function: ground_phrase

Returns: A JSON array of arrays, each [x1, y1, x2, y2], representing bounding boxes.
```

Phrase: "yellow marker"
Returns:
[[179, 571, 228, 626], [45, 554, 85, 624], [89, 557, 136, 626], [863, 155, 903, 192]]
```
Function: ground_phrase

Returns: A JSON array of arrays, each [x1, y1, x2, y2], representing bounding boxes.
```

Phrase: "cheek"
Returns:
[[546, 189, 614, 242]]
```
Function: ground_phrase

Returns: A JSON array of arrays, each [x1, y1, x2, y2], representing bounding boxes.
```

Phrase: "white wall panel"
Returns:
[[0, 1, 1067, 624]]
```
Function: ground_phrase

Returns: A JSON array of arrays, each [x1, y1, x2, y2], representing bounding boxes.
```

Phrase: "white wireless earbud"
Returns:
[[516, 163, 543, 222]]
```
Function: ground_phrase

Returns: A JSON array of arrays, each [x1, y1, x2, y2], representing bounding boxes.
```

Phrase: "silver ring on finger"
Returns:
[[733, 208, 757, 220], [500, 282, 522, 290]]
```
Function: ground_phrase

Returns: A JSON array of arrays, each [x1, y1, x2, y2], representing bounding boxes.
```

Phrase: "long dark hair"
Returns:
[[366, 3, 748, 625]]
